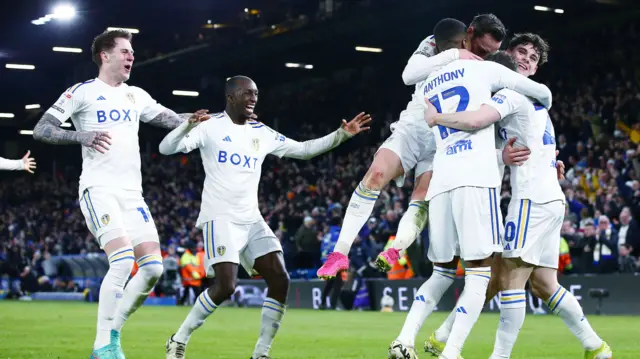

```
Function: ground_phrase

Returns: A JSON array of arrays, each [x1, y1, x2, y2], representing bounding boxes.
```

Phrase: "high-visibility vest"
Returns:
[[180, 250, 205, 287], [558, 237, 573, 273]]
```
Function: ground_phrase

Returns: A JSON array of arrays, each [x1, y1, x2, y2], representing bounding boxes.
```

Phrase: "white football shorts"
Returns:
[[428, 186, 502, 263], [502, 199, 565, 268], [200, 219, 282, 277], [79, 187, 159, 248], [378, 109, 434, 187]]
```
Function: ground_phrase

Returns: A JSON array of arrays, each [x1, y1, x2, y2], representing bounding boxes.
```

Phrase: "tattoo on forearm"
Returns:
[[147, 109, 190, 130], [33, 114, 85, 145]]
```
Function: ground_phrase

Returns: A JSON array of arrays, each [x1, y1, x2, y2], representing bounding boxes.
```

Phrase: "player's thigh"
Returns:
[[535, 201, 565, 269], [427, 192, 458, 263], [503, 199, 563, 268], [377, 123, 422, 187], [242, 220, 284, 276], [79, 187, 127, 249], [452, 187, 500, 261], [201, 220, 249, 278], [120, 190, 160, 247], [499, 257, 534, 290]]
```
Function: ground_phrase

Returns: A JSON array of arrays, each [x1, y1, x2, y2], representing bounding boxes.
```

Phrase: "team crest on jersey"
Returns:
[[126, 93, 135, 104], [217, 246, 226, 256], [252, 138, 260, 151], [101, 214, 111, 225]]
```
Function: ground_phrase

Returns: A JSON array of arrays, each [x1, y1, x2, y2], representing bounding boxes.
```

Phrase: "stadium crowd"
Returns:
[[1, 19, 639, 298]]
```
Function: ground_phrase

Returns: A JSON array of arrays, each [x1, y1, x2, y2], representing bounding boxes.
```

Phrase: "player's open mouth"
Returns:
[[124, 64, 132, 72], [518, 63, 528, 71], [246, 105, 255, 111]]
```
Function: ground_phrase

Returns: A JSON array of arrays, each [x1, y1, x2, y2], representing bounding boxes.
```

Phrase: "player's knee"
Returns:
[[363, 164, 388, 190], [529, 275, 555, 299], [216, 279, 237, 300], [136, 254, 164, 283]]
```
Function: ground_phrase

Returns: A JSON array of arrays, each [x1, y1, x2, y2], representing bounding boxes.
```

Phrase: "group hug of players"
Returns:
[[0, 10, 609, 359]]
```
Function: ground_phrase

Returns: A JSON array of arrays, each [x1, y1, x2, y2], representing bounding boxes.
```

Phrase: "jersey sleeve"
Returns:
[[485, 89, 524, 120], [136, 88, 167, 123], [45, 86, 83, 123], [267, 127, 296, 158], [482, 62, 552, 109], [402, 35, 461, 86], [158, 121, 209, 154]]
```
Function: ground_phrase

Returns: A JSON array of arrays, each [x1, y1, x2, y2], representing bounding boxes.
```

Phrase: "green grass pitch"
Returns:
[[0, 301, 636, 358]]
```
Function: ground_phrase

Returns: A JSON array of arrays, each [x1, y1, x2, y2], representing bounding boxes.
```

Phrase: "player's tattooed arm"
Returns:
[[146, 109, 193, 130], [33, 113, 112, 153]]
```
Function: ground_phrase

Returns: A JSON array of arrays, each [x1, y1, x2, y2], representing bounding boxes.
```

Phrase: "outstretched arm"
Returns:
[[0, 157, 24, 171], [33, 114, 112, 153], [403, 48, 460, 86], [486, 61, 553, 109], [145, 108, 194, 130], [158, 110, 210, 155]]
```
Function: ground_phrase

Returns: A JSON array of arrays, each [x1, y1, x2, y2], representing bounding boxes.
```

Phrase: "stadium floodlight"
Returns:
[[52, 4, 76, 20], [534, 5, 551, 11], [107, 27, 140, 34], [0, 113, 15, 118], [25, 104, 41, 110], [304, 64, 314, 69], [53, 46, 82, 53], [554, 8, 565, 13], [19, 130, 34, 135], [6, 64, 35, 70], [355, 46, 383, 53], [172, 90, 199, 97], [31, 19, 46, 25], [285, 63, 301, 68], [60, 122, 72, 128]]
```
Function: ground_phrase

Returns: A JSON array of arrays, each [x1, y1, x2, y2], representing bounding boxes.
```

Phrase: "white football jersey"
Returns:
[[45, 78, 165, 193], [419, 60, 517, 200], [171, 112, 306, 226], [403, 35, 437, 112], [489, 89, 565, 203]]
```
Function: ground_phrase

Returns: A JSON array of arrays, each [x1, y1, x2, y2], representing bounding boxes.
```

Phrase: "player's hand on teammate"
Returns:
[[80, 131, 112, 154], [188, 109, 211, 124], [502, 137, 531, 166], [341, 112, 372, 135], [555, 149, 565, 180], [459, 49, 483, 61], [21, 150, 36, 174], [424, 101, 438, 127]]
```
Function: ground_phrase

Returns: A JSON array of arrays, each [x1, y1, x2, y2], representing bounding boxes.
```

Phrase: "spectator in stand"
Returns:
[[594, 215, 619, 273], [618, 244, 638, 273], [616, 207, 640, 257], [294, 216, 320, 269]]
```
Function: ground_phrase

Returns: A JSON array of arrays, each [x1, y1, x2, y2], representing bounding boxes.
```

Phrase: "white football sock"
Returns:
[[334, 182, 379, 255], [392, 201, 429, 251], [113, 254, 164, 332], [546, 286, 602, 351], [94, 247, 135, 349], [434, 308, 456, 343], [396, 266, 456, 347], [441, 267, 491, 359], [174, 290, 217, 344], [490, 290, 527, 359], [253, 297, 287, 358]]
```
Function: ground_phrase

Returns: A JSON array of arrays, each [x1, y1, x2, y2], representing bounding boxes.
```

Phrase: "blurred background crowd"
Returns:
[[1, 0, 639, 301]]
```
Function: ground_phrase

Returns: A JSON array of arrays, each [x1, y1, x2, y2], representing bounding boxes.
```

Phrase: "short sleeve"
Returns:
[[136, 88, 166, 123], [485, 89, 523, 120], [413, 35, 437, 57], [266, 127, 292, 158], [45, 88, 81, 123]]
